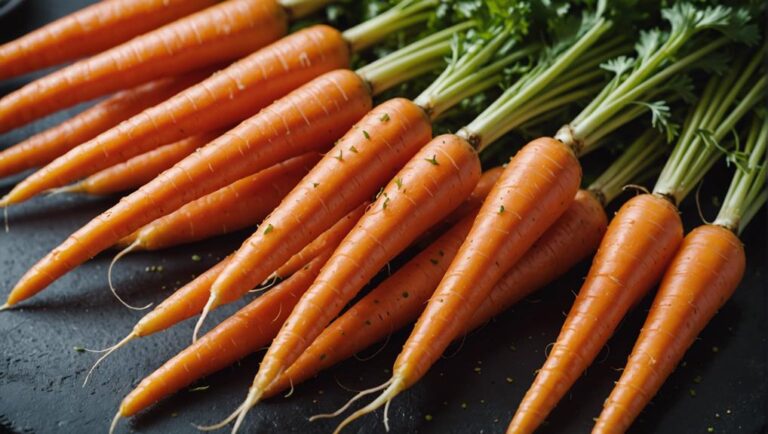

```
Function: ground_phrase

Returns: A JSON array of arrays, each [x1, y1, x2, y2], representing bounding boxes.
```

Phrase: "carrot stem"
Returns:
[[341, 0, 438, 52], [464, 15, 613, 150], [714, 115, 768, 231], [588, 130, 666, 205]]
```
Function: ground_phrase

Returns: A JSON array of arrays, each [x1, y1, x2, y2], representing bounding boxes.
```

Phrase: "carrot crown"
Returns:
[[714, 113, 768, 233], [459, 1, 614, 150], [342, 0, 440, 52], [356, 21, 474, 95], [561, 3, 760, 155], [654, 48, 766, 205], [587, 129, 666, 206]]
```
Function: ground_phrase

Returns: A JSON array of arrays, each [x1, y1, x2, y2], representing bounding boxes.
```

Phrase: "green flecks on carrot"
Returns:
[[349, 146, 359, 153], [380, 113, 391, 122], [264, 224, 274, 235], [425, 155, 439, 165], [335, 150, 344, 162], [362, 130, 371, 140]]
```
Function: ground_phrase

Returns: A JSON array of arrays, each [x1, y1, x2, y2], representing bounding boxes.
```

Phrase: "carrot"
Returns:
[[0, 72, 209, 180], [510, 48, 765, 433], [593, 115, 767, 434], [0, 1, 444, 204], [119, 153, 321, 251], [83, 204, 368, 390], [110, 249, 334, 432], [0, 0, 218, 80], [62, 133, 221, 196], [199, 23, 536, 342], [2, 69, 372, 309], [1, 24, 348, 205], [0, 0, 289, 133], [227, 134, 481, 431], [269, 189, 606, 398]]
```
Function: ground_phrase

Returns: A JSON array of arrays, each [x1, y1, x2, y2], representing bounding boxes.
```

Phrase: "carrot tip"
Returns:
[[82, 332, 137, 387], [0, 303, 10, 312], [231, 387, 263, 434], [192, 296, 217, 344], [109, 410, 121, 434], [309, 378, 393, 422], [193, 399, 249, 432], [46, 184, 84, 196], [330, 378, 404, 434]]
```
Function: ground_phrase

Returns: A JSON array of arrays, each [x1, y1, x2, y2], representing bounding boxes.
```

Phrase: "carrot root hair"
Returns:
[[250, 274, 279, 293], [82, 332, 137, 387], [46, 183, 83, 196], [193, 400, 250, 432], [109, 410, 121, 434], [309, 378, 394, 422], [192, 296, 216, 343], [107, 240, 151, 311], [331, 378, 404, 434], [3, 203, 9, 233], [231, 387, 265, 434]]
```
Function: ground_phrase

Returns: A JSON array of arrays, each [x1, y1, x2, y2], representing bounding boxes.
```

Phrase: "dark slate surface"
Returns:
[[0, 2, 765, 434]]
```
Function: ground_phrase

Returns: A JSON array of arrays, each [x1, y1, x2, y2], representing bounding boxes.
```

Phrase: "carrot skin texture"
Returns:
[[273, 201, 367, 279], [211, 98, 432, 306], [3, 25, 350, 205], [268, 190, 606, 395], [76, 133, 220, 196], [0, 72, 208, 179], [120, 251, 332, 417], [509, 193, 684, 434], [123, 153, 322, 250], [5, 70, 371, 307], [253, 134, 482, 393], [593, 225, 745, 434], [0, 0, 288, 132], [0, 0, 218, 80], [395, 137, 582, 387]]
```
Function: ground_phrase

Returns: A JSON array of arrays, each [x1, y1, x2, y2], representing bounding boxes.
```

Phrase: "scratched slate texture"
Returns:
[[0, 1, 765, 434]]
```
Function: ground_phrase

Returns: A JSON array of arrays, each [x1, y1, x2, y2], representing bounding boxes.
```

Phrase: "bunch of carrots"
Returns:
[[0, 0, 765, 433]]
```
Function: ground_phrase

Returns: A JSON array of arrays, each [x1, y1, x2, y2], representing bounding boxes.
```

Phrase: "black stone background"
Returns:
[[0, 1, 765, 433]]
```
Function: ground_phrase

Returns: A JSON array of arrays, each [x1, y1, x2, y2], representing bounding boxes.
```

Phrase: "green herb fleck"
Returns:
[[349, 145, 358, 153], [430, 258, 439, 265], [73, 346, 85, 353], [707, 427, 714, 433], [312, 182, 319, 188], [191, 254, 201, 262], [362, 130, 371, 140], [461, 402, 467, 409], [689, 388, 697, 397], [380, 113, 390, 122], [693, 375, 702, 384], [263, 224, 274, 235], [712, 346, 719, 353], [334, 150, 344, 162], [189, 385, 209, 392], [395, 178, 403, 190], [424, 414, 433, 422], [382, 193, 390, 210], [425, 155, 439, 166], [498, 205, 505, 215], [506, 377, 514, 384]]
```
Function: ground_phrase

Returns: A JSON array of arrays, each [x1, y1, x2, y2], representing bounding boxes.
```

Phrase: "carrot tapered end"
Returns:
[[0, 303, 10, 312]]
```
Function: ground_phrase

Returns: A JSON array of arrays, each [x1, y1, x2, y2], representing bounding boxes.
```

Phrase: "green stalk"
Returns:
[[355, 23, 479, 96], [588, 130, 666, 206], [278, 0, 334, 19], [461, 17, 613, 150], [739, 188, 766, 234], [714, 115, 768, 232], [342, 0, 438, 52]]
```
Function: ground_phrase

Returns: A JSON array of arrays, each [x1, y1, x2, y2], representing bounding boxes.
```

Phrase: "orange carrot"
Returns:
[[0, 0, 289, 132], [84, 205, 368, 389], [3, 69, 371, 308], [111, 249, 334, 429], [508, 193, 683, 433], [64, 133, 220, 196], [119, 153, 321, 251], [1, 23, 349, 205], [0, 0, 218, 80], [268, 189, 606, 396], [593, 225, 745, 434], [200, 99, 432, 325], [0, 72, 209, 179], [229, 134, 481, 431]]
